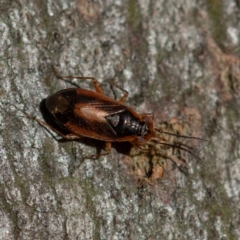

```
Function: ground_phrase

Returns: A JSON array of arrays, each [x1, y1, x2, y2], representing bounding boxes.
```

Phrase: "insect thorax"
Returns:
[[105, 110, 149, 137]]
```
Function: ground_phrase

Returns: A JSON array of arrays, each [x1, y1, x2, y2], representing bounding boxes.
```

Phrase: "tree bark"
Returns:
[[0, 0, 239, 239]]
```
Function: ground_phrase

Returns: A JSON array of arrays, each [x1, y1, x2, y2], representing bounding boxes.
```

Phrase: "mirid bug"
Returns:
[[32, 67, 205, 161]]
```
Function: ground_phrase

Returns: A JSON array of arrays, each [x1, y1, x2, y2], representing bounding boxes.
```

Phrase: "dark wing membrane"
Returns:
[[46, 88, 129, 140]]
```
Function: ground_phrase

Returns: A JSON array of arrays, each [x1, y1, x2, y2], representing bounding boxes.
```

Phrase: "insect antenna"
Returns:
[[154, 128, 207, 163], [150, 138, 205, 163], [154, 128, 208, 141]]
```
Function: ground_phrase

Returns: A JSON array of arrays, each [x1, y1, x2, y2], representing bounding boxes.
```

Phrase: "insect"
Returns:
[[31, 67, 205, 161]]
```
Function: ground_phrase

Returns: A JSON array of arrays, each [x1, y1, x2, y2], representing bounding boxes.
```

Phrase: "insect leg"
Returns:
[[52, 66, 104, 94], [28, 116, 82, 140], [83, 142, 111, 160], [111, 82, 128, 103], [105, 142, 112, 153]]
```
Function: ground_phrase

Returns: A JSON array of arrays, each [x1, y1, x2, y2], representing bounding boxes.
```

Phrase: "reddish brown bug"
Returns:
[[32, 67, 205, 161]]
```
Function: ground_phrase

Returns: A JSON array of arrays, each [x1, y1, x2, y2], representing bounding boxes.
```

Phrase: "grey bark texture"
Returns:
[[0, 0, 239, 239]]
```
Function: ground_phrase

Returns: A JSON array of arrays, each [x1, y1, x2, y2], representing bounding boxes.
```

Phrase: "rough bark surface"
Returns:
[[0, 0, 240, 239]]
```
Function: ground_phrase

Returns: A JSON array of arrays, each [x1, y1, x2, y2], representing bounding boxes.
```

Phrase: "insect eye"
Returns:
[[142, 115, 153, 123], [136, 136, 146, 145]]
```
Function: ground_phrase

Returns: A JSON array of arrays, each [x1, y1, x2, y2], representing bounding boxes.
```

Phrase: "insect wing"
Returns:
[[46, 88, 128, 140]]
